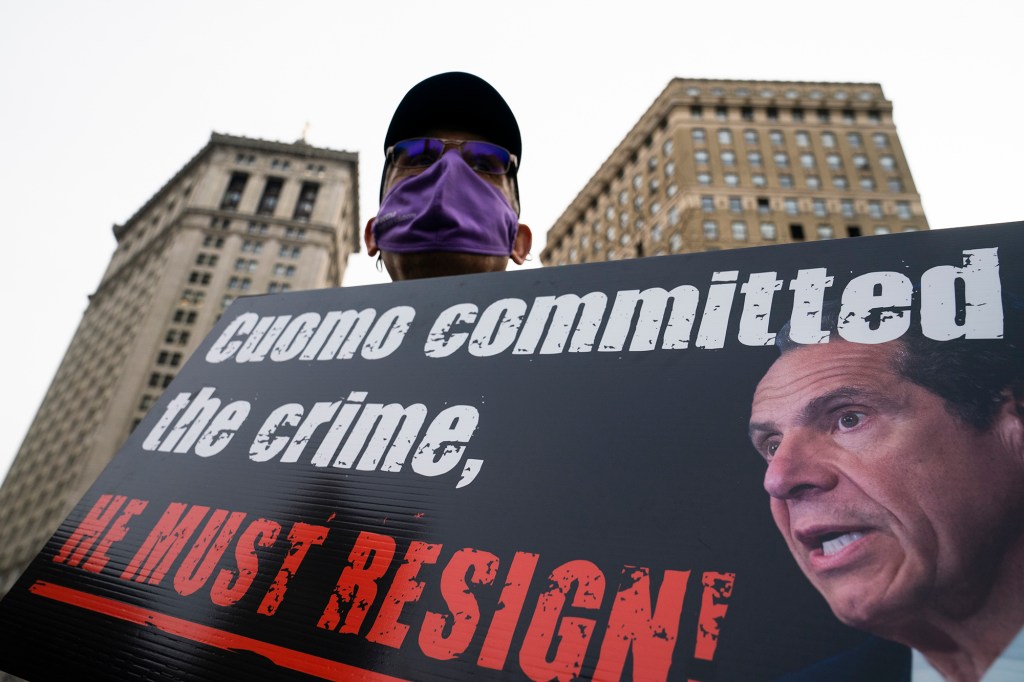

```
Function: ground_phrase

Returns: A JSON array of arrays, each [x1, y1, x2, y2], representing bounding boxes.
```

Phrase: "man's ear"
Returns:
[[364, 218, 378, 257], [994, 387, 1024, 465], [510, 224, 532, 265]]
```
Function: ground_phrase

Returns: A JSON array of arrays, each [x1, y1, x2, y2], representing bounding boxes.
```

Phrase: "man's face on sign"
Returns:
[[747, 341, 1024, 634]]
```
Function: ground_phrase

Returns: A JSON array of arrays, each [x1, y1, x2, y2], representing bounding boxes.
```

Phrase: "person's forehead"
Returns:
[[753, 342, 904, 410]]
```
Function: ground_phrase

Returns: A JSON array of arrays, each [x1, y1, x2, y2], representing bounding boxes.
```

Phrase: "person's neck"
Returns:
[[898, 542, 1024, 682]]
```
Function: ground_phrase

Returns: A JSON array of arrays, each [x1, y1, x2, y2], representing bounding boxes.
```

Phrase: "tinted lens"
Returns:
[[392, 138, 444, 168], [461, 141, 512, 174]]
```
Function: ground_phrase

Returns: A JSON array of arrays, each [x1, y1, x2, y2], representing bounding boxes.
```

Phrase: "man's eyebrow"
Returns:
[[749, 386, 895, 440], [748, 420, 776, 441]]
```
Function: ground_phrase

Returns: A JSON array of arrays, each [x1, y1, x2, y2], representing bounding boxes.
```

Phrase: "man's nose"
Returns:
[[763, 430, 838, 500]]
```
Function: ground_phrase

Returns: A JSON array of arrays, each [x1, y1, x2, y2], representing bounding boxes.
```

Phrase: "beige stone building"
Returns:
[[542, 78, 928, 265], [0, 133, 359, 595]]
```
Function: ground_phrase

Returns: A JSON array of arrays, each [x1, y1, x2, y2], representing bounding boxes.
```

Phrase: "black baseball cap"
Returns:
[[384, 72, 521, 159], [380, 72, 521, 201]]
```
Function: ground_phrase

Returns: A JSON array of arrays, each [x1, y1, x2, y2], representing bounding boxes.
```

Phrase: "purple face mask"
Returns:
[[373, 151, 519, 256]]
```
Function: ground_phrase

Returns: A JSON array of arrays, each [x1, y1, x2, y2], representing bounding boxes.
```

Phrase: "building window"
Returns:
[[826, 153, 843, 170], [869, 200, 883, 219], [813, 199, 827, 217], [690, 105, 703, 119], [757, 197, 770, 214], [241, 240, 263, 254], [235, 153, 255, 165], [852, 154, 870, 171], [868, 110, 881, 123], [669, 234, 684, 252], [220, 172, 248, 210], [816, 108, 830, 123], [633, 196, 644, 210], [257, 177, 283, 216], [666, 183, 678, 197], [760, 222, 777, 240], [769, 130, 784, 146], [817, 224, 835, 240], [743, 129, 759, 145], [766, 107, 779, 121], [874, 225, 891, 235], [662, 139, 674, 156], [702, 220, 718, 241], [860, 177, 876, 191], [729, 196, 742, 213], [717, 129, 732, 145], [887, 178, 905, 192], [203, 236, 225, 248], [731, 221, 748, 241], [692, 128, 706, 143], [873, 132, 889, 149], [806, 175, 821, 189], [773, 152, 790, 168], [790, 223, 805, 241], [715, 106, 728, 120], [841, 199, 855, 218], [842, 109, 856, 124], [847, 225, 862, 237], [247, 221, 268, 235], [649, 201, 661, 215], [667, 207, 680, 226], [293, 181, 319, 222], [784, 198, 799, 215], [879, 155, 896, 172], [633, 173, 643, 190], [791, 107, 804, 122], [752, 173, 767, 187], [694, 150, 709, 165], [721, 150, 736, 166], [800, 153, 815, 169], [795, 131, 810, 148], [821, 132, 837, 148], [847, 132, 863, 148], [701, 195, 715, 212], [832, 176, 849, 189], [747, 151, 763, 167], [724, 173, 739, 186], [896, 201, 912, 220], [665, 161, 677, 177], [778, 174, 794, 188], [741, 106, 754, 121], [697, 172, 712, 185]]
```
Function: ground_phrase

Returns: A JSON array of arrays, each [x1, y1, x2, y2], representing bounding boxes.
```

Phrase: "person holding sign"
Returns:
[[749, 321, 1024, 681], [364, 72, 532, 281]]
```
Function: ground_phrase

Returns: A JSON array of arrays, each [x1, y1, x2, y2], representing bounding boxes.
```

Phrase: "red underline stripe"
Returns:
[[29, 581, 410, 682]]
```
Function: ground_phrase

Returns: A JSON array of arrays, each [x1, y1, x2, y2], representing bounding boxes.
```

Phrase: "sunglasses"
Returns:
[[386, 138, 517, 175]]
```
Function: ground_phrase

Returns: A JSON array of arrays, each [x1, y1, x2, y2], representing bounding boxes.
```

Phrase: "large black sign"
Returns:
[[2, 222, 1019, 680]]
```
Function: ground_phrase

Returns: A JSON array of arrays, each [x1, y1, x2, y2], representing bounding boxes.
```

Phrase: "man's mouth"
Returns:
[[820, 531, 865, 556]]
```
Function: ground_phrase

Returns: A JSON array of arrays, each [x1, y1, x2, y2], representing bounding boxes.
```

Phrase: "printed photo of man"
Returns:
[[748, 320, 1024, 681]]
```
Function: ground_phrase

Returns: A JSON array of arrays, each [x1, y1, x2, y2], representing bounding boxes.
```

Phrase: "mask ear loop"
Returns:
[[375, 253, 384, 272]]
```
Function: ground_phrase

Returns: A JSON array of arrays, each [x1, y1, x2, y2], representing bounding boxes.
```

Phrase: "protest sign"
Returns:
[[2, 221, 1019, 680]]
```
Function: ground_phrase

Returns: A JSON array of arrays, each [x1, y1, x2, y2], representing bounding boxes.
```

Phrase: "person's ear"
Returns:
[[510, 224, 532, 265], [994, 387, 1024, 465], [364, 218, 378, 257]]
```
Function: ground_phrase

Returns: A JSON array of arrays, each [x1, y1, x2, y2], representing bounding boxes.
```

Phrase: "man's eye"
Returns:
[[403, 151, 438, 167], [763, 441, 780, 461], [467, 154, 502, 173], [837, 412, 864, 430]]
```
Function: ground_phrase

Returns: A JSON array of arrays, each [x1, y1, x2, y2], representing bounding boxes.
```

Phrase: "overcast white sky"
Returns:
[[1, 0, 1020, 482]]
